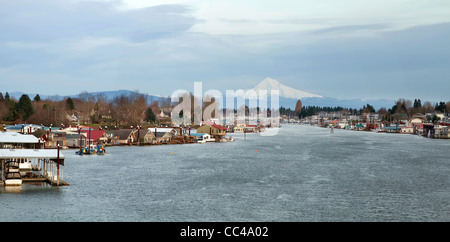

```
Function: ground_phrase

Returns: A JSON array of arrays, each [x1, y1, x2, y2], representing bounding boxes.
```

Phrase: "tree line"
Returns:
[[0, 91, 165, 127], [1, 91, 448, 126], [281, 98, 449, 120]]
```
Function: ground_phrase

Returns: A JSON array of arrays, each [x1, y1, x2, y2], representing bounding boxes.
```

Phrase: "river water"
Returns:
[[1, 125, 449, 221]]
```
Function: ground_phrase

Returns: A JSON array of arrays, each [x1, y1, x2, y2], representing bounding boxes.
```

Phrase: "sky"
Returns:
[[0, 0, 449, 101]]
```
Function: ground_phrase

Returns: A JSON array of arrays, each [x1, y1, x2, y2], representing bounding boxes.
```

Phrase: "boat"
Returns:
[[76, 147, 92, 155], [18, 158, 32, 177], [227, 136, 235, 142], [197, 139, 206, 144], [4, 160, 22, 186], [96, 144, 106, 155], [76, 144, 106, 155], [204, 137, 216, 142], [5, 172, 22, 186]]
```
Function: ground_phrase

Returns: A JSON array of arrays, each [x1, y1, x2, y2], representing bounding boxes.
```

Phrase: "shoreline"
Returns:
[[289, 123, 450, 140]]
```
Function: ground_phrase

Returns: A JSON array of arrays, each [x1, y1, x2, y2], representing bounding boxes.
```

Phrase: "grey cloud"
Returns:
[[0, 1, 197, 43], [312, 24, 390, 35]]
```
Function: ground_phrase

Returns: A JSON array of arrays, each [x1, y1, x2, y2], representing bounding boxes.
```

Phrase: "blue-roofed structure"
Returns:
[[190, 133, 206, 137]]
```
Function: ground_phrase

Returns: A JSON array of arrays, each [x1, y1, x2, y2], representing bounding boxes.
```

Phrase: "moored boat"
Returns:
[[76, 144, 106, 155], [4, 160, 22, 186]]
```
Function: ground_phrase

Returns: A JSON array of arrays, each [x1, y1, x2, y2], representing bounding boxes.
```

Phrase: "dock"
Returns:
[[22, 177, 70, 186], [1, 146, 69, 187]]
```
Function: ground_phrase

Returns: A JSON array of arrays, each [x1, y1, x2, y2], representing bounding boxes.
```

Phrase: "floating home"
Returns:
[[197, 123, 227, 140], [0, 132, 68, 187]]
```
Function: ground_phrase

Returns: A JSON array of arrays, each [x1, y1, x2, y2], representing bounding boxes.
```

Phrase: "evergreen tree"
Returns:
[[145, 107, 156, 123], [364, 104, 375, 113], [413, 99, 422, 108], [16, 94, 34, 120], [435, 101, 446, 112], [66, 97, 75, 111], [34, 94, 41, 102]]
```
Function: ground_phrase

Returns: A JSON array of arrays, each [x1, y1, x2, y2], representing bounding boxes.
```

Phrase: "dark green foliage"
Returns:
[[296, 106, 344, 118], [413, 99, 422, 108], [66, 97, 75, 110], [435, 101, 446, 112], [34, 94, 41, 102], [145, 107, 156, 123], [15, 94, 35, 121]]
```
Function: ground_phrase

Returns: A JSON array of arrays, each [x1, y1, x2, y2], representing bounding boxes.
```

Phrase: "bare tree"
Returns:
[[294, 99, 302, 116]]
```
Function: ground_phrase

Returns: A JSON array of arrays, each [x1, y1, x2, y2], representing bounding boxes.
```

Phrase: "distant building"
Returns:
[[410, 118, 423, 125], [6, 124, 45, 134], [383, 126, 401, 133], [244, 125, 258, 132], [401, 126, 414, 134], [435, 125, 449, 139], [197, 123, 227, 139], [0, 132, 40, 149], [66, 114, 79, 122], [152, 128, 177, 143], [233, 126, 244, 133], [65, 133, 87, 148], [134, 129, 156, 144], [80, 129, 107, 144], [108, 129, 136, 144], [190, 133, 212, 142]]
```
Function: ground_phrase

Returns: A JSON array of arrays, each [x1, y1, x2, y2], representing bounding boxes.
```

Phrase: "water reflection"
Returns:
[[3, 186, 22, 193]]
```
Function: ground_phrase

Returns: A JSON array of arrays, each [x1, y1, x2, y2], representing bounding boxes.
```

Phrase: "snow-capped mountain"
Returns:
[[252, 77, 323, 99], [249, 77, 395, 110]]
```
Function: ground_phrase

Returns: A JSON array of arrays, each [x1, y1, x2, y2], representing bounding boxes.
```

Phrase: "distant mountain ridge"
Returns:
[[7, 90, 167, 104], [5, 78, 396, 109]]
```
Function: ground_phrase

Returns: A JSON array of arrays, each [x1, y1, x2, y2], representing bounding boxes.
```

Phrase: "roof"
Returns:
[[190, 133, 207, 136], [149, 128, 175, 133], [136, 129, 152, 137], [0, 149, 65, 164], [212, 123, 227, 130], [6, 124, 45, 130], [201, 123, 227, 131], [155, 132, 175, 138], [65, 133, 85, 139], [108, 129, 134, 139], [80, 130, 106, 141], [0, 132, 40, 143], [384, 126, 402, 130], [201, 121, 228, 130]]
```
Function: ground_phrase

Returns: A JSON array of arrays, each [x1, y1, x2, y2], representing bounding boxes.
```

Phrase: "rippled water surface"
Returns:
[[1, 125, 449, 221]]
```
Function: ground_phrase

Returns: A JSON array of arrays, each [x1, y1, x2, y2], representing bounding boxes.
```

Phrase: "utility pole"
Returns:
[[137, 125, 140, 145], [57, 144, 60, 186]]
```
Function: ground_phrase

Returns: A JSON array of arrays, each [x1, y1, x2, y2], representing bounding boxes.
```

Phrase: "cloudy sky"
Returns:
[[1, 0, 449, 101]]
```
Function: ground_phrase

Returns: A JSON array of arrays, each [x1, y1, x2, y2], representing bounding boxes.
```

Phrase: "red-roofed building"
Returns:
[[80, 130, 107, 144]]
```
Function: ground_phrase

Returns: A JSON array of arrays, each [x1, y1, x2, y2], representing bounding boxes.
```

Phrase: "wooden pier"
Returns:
[[22, 177, 70, 186]]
